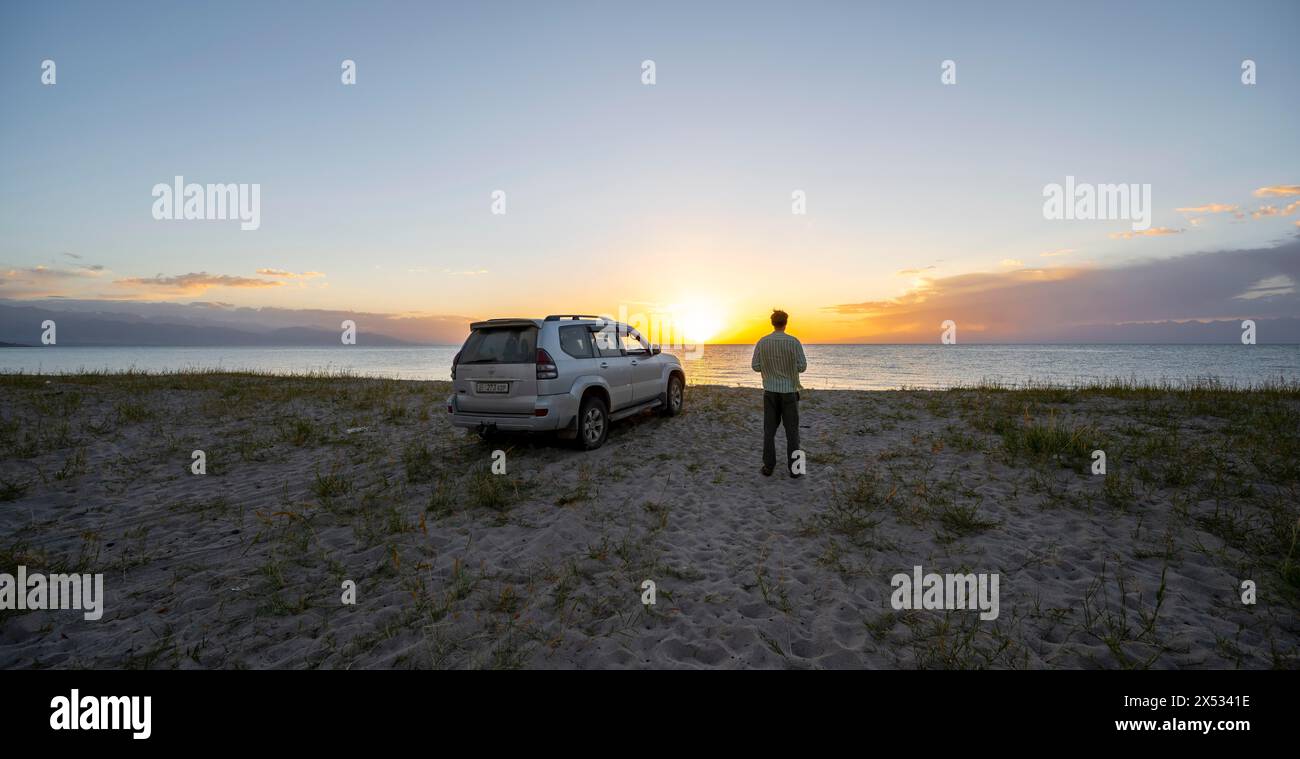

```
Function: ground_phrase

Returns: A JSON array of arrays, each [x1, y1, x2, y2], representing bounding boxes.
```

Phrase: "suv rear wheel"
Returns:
[[576, 395, 609, 450]]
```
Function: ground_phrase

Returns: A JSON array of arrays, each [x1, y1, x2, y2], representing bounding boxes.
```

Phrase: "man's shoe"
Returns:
[[761, 465, 773, 477], [789, 471, 804, 479]]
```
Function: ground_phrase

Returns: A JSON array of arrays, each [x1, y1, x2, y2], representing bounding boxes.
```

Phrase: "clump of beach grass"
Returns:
[[999, 409, 1097, 466]]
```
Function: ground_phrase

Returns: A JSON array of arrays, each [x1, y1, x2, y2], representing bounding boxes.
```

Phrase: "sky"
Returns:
[[2, 0, 1298, 343]]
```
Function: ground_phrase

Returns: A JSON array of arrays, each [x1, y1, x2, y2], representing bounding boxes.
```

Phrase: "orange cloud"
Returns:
[[3, 265, 104, 281], [1175, 203, 1238, 213], [1248, 201, 1298, 219], [1253, 185, 1300, 198], [1109, 227, 1183, 240], [114, 272, 285, 295], [0, 264, 107, 298], [256, 268, 325, 278]]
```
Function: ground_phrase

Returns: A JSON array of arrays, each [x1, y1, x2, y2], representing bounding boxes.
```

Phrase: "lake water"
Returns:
[[1, 344, 1297, 391]]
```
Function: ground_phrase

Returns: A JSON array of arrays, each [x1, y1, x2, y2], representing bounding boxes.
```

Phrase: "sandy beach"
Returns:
[[1, 372, 1297, 669]]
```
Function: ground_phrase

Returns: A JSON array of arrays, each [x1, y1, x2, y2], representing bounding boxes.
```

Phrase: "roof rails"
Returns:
[[544, 314, 606, 321], [469, 317, 543, 329]]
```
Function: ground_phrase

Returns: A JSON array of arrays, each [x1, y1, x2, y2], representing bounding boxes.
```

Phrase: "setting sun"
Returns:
[[672, 302, 726, 345]]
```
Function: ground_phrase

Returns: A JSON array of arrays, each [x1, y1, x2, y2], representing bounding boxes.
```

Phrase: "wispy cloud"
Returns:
[[0, 264, 108, 298], [1253, 185, 1300, 198], [1250, 201, 1300, 219], [114, 272, 285, 295], [3, 265, 104, 281], [1234, 275, 1296, 301], [1176, 203, 1237, 228], [1175, 188, 1300, 227], [404, 267, 490, 276], [255, 268, 325, 279], [1109, 227, 1183, 240], [1175, 203, 1238, 214], [1040, 248, 1074, 258]]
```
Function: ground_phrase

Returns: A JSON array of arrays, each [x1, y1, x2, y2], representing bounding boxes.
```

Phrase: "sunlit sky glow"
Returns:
[[2, 1, 1298, 343]]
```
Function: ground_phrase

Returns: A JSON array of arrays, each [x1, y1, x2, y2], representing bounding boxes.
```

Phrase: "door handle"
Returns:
[[630, 360, 638, 366], [600, 362, 608, 368]]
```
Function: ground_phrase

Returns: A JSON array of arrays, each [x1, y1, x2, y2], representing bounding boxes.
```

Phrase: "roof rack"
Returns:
[[544, 314, 606, 321]]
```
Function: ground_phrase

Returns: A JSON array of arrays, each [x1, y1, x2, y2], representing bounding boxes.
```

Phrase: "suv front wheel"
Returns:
[[660, 375, 684, 417], [576, 395, 609, 450]]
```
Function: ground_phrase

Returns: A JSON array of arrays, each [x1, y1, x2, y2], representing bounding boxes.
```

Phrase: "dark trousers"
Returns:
[[762, 391, 800, 470]]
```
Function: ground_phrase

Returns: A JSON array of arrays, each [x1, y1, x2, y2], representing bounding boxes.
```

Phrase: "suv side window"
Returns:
[[558, 325, 595, 359], [591, 325, 623, 358], [619, 328, 649, 355]]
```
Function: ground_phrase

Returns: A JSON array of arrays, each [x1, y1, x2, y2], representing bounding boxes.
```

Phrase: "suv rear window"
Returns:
[[558, 325, 595, 359], [459, 326, 537, 364]]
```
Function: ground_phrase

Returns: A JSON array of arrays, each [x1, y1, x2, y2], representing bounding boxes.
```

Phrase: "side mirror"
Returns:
[[650, 345, 662, 355]]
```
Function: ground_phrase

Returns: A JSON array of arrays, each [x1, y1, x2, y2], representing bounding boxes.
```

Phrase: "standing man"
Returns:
[[751, 309, 808, 478]]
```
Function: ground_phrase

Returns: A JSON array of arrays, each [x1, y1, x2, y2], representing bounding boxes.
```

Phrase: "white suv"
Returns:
[[446, 315, 685, 450]]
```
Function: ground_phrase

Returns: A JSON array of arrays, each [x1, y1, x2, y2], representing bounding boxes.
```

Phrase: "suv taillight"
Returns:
[[536, 348, 558, 380], [451, 350, 461, 380]]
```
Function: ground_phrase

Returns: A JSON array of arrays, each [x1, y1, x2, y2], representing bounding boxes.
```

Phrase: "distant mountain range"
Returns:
[[2, 300, 1297, 347], [0, 302, 421, 346], [844, 317, 1300, 344], [1045, 317, 1300, 344]]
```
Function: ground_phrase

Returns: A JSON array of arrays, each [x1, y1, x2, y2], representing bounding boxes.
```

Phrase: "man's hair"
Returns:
[[770, 309, 789, 328]]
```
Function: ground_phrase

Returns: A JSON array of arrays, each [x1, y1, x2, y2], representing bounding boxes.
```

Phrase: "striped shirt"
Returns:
[[751, 331, 807, 393]]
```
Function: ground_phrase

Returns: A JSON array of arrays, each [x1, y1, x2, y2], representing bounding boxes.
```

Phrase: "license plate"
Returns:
[[476, 382, 510, 394]]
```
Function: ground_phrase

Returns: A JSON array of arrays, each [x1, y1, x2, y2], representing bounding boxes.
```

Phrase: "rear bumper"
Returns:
[[446, 393, 578, 432]]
